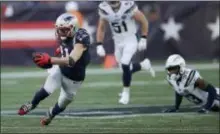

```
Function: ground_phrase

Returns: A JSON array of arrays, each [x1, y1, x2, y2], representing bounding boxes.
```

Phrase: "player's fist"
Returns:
[[96, 45, 106, 57], [32, 52, 52, 69], [138, 37, 147, 51], [55, 47, 61, 56]]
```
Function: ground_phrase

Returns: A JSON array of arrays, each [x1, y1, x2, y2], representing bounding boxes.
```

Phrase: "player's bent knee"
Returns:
[[58, 95, 73, 109], [121, 59, 130, 66]]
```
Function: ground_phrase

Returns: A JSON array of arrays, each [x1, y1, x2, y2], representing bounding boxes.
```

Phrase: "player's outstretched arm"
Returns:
[[133, 10, 148, 51], [195, 78, 217, 113], [50, 43, 86, 67], [174, 92, 183, 110], [133, 10, 148, 37], [96, 18, 107, 44], [163, 92, 183, 113], [96, 18, 107, 57]]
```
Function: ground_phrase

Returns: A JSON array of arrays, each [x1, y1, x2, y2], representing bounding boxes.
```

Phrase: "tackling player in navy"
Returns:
[[18, 13, 90, 126]]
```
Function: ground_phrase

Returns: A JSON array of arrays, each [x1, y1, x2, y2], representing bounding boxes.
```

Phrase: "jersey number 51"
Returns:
[[111, 21, 128, 33]]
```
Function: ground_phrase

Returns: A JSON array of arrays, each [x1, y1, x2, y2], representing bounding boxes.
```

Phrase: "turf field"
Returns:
[[1, 63, 219, 133]]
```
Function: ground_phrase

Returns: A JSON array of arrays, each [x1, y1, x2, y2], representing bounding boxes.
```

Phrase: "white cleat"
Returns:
[[141, 58, 156, 78], [118, 91, 130, 105], [149, 67, 156, 78]]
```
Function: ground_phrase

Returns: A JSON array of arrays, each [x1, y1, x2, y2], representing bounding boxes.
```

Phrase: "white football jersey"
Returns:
[[167, 67, 219, 106], [98, 1, 138, 39]]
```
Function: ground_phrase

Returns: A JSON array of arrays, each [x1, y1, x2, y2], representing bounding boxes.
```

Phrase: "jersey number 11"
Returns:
[[111, 21, 128, 33], [60, 46, 69, 57]]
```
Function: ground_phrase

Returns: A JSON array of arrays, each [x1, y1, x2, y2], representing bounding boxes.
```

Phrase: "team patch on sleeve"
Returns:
[[184, 70, 196, 87]]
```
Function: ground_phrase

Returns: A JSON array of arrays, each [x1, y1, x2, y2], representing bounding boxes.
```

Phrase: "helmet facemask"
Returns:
[[55, 13, 79, 40], [108, 1, 121, 10], [166, 65, 181, 80], [56, 25, 74, 38]]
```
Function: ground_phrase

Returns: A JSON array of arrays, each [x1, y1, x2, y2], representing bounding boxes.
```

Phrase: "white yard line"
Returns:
[[1, 63, 219, 79], [82, 80, 167, 88], [1, 111, 216, 120], [1, 126, 216, 131], [1, 80, 167, 87]]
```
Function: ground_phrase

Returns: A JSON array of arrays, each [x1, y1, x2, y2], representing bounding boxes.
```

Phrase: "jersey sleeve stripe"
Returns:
[[98, 7, 108, 15], [124, 3, 137, 14], [184, 70, 196, 87]]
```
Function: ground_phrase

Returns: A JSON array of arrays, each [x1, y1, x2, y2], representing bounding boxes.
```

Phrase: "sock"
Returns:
[[131, 63, 141, 73], [122, 64, 132, 87], [123, 87, 130, 93], [31, 88, 49, 108], [51, 102, 65, 117]]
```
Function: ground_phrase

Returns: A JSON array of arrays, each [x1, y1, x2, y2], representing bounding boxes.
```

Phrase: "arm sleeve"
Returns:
[[75, 29, 90, 48], [203, 84, 217, 110], [167, 75, 183, 109], [175, 92, 183, 110]]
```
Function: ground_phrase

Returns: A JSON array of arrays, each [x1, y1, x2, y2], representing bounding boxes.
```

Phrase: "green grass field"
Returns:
[[1, 65, 219, 133]]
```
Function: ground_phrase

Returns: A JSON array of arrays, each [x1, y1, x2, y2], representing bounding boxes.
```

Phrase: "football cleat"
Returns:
[[18, 102, 34, 115], [118, 91, 130, 105], [140, 58, 155, 77], [40, 108, 54, 126]]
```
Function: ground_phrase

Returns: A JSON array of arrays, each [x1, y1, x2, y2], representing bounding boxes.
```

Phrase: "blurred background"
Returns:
[[1, 1, 219, 67]]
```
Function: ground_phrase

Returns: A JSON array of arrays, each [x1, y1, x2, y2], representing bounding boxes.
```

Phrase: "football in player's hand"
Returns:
[[32, 52, 52, 69]]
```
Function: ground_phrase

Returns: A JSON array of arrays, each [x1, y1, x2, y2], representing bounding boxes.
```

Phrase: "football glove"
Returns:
[[138, 37, 147, 51], [197, 108, 209, 114], [32, 52, 52, 69], [96, 44, 106, 57], [163, 107, 179, 113], [55, 47, 61, 56]]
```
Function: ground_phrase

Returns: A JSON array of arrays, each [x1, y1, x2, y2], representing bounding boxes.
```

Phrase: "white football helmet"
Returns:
[[55, 13, 79, 40], [165, 54, 186, 80]]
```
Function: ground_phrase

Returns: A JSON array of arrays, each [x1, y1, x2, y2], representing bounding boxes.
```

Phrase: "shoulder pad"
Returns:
[[123, 1, 137, 15], [184, 70, 201, 87], [75, 28, 90, 47], [98, 2, 109, 15]]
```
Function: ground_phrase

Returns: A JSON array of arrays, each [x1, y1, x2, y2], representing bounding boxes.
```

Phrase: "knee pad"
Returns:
[[58, 93, 74, 109]]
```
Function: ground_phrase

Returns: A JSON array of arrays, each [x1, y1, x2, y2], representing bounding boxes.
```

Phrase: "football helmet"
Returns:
[[55, 13, 79, 40], [165, 54, 186, 80]]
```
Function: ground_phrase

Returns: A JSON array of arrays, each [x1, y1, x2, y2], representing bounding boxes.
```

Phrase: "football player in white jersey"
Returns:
[[164, 54, 219, 113], [96, 1, 155, 105]]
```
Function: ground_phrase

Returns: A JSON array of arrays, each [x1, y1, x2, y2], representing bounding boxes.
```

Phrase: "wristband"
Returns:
[[96, 42, 103, 46], [141, 35, 147, 39]]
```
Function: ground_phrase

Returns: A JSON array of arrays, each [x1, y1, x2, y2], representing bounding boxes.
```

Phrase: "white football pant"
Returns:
[[44, 65, 82, 108], [114, 35, 138, 65]]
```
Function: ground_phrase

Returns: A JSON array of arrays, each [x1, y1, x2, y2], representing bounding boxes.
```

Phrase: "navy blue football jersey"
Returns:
[[59, 28, 90, 81]]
